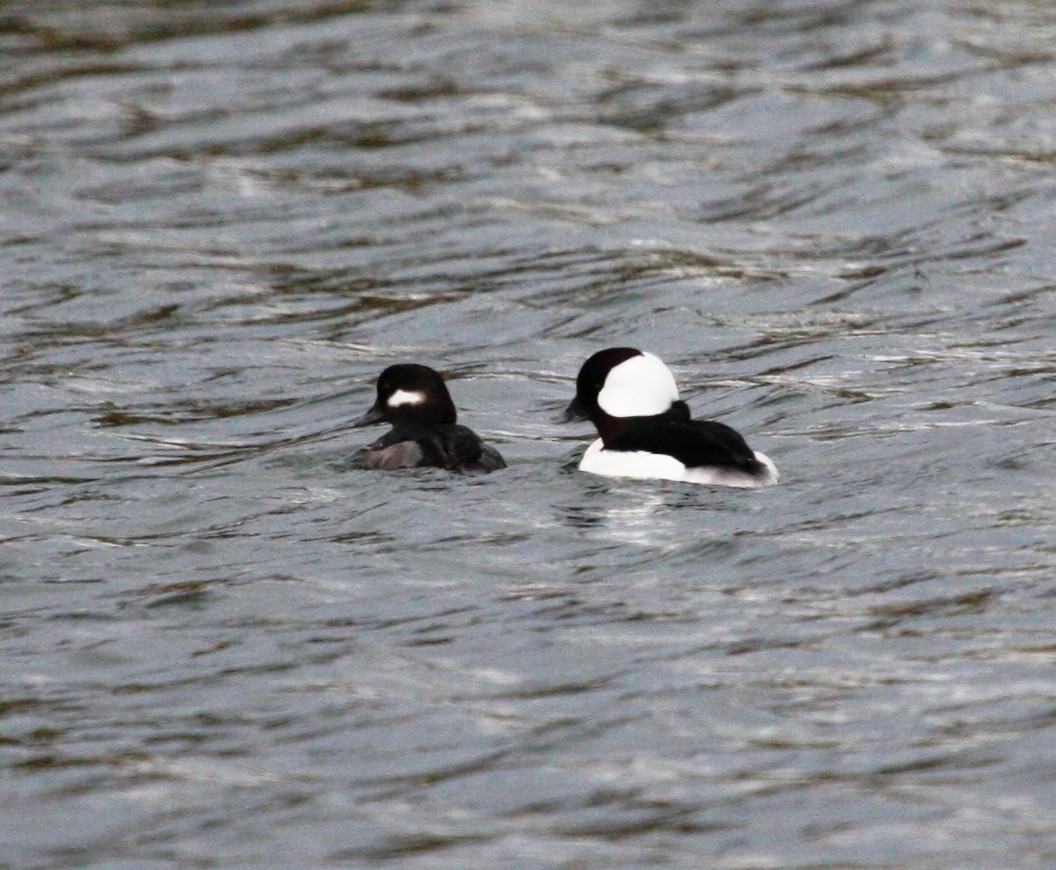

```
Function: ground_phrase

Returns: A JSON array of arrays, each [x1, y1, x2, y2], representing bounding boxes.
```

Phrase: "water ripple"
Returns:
[[4, 0, 1056, 867]]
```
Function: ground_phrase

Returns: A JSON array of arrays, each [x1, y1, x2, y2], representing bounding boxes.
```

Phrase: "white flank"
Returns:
[[580, 439, 687, 479], [579, 441, 779, 488], [597, 352, 680, 418], [387, 389, 425, 407], [682, 450, 779, 488]]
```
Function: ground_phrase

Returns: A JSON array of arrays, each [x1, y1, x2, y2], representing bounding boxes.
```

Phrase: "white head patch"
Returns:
[[597, 352, 680, 417], [387, 389, 425, 408]]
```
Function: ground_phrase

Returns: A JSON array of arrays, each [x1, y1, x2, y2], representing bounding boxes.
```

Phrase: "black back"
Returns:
[[368, 423, 506, 473], [607, 414, 763, 472]]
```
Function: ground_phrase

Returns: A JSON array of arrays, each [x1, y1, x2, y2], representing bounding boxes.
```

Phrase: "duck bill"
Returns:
[[352, 403, 386, 427], [557, 396, 590, 423]]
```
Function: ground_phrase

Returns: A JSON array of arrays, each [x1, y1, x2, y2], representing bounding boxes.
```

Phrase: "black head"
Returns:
[[560, 347, 644, 423], [353, 363, 457, 428]]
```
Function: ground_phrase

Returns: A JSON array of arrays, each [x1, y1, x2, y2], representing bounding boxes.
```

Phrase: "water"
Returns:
[[3, 0, 1056, 866]]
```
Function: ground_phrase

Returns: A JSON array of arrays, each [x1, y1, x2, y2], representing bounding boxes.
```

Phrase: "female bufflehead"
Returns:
[[353, 364, 506, 473], [562, 348, 778, 488]]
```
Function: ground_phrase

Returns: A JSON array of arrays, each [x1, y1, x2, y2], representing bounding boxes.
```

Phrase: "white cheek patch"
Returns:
[[387, 389, 425, 408], [597, 352, 680, 417]]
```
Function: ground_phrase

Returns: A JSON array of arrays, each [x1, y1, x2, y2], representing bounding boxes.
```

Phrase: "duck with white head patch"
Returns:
[[561, 348, 778, 488], [353, 364, 505, 473]]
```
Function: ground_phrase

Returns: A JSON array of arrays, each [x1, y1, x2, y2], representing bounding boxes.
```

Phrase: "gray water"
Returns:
[[3, 1, 1056, 867]]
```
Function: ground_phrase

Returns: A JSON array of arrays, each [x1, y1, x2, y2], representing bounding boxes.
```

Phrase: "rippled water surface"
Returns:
[[3, 1, 1056, 866]]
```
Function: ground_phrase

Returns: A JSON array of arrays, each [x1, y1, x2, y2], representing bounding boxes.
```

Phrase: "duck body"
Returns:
[[564, 348, 777, 488], [353, 364, 505, 474]]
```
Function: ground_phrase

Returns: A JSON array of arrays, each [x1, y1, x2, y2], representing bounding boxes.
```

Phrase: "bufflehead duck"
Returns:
[[562, 348, 778, 488], [353, 364, 506, 473]]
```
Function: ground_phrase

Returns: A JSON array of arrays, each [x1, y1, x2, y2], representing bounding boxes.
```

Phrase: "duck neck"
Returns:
[[591, 400, 690, 445]]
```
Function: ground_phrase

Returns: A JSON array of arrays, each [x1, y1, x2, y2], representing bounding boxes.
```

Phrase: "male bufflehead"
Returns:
[[353, 364, 506, 473], [562, 348, 778, 488]]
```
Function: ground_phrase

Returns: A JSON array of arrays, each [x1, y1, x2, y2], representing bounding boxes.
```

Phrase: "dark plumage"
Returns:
[[604, 409, 769, 477], [352, 364, 505, 474]]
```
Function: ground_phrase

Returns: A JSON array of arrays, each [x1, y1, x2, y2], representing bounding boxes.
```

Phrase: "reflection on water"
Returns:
[[3, 0, 1056, 866]]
